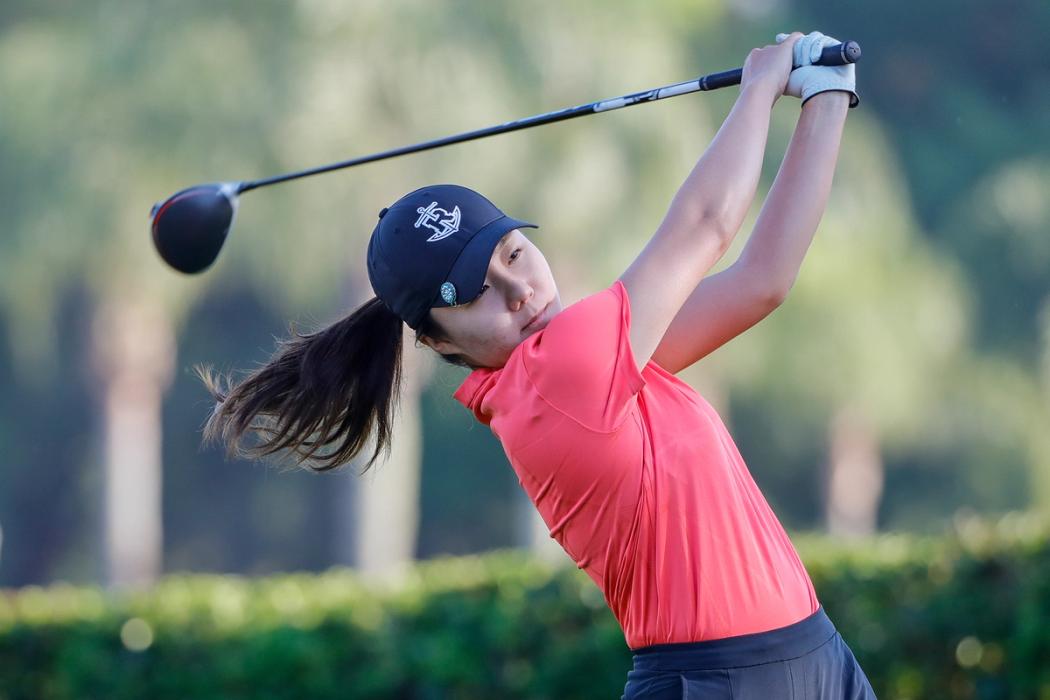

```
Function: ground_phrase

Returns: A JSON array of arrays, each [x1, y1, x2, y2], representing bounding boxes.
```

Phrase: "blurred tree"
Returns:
[[89, 297, 174, 585], [0, 1, 307, 587], [792, 0, 1050, 514], [700, 115, 975, 535]]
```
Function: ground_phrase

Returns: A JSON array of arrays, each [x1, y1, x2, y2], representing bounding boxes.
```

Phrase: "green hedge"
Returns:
[[2, 513, 1049, 699]]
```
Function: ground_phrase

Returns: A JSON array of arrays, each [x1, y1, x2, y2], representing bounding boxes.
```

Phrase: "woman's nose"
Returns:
[[504, 277, 533, 311]]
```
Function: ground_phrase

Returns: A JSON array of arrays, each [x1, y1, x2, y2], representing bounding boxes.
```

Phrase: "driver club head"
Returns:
[[150, 182, 241, 274]]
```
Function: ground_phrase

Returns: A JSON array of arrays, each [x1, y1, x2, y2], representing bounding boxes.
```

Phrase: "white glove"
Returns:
[[776, 31, 859, 108]]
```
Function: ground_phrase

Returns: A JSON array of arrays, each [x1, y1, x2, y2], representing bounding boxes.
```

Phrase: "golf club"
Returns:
[[151, 40, 860, 274]]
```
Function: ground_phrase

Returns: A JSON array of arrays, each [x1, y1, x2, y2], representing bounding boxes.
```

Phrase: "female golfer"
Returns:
[[201, 31, 874, 699]]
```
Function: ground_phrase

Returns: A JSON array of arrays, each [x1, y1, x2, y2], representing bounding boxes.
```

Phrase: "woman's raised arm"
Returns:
[[619, 35, 801, 371], [733, 92, 851, 297], [650, 90, 851, 373]]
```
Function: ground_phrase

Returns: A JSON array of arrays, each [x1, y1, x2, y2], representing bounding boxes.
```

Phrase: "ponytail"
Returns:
[[197, 297, 404, 474]]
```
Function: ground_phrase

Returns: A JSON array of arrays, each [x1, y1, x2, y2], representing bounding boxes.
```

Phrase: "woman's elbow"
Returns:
[[731, 260, 792, 309], [762, 279, 792, 308]]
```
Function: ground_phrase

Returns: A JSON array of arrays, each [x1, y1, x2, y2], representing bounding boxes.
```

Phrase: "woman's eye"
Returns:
[[509, 249, 522, 263], [477, 284, 490, 297]]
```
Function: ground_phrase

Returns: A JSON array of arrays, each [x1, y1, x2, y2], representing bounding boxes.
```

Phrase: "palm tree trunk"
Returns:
[[334, 333, 430, 581], [91, 296, 175, 589], [823, 405, 884, 537], [1035, 304, 1050, 511], [359, 339, 428, 578]]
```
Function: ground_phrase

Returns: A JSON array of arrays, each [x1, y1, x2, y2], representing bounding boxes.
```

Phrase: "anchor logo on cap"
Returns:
[[415, 202, 461, 242]]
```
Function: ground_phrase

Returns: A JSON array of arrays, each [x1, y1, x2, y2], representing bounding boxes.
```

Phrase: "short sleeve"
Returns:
[[519, 280, 646, 432]]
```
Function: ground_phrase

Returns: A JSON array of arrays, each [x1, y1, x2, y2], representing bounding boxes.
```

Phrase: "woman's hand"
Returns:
[[740, 32, 803, 104], [778, 31, 860, 108]]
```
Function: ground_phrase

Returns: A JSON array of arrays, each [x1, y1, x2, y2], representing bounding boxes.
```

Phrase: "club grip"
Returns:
[[816, 40, 861, 66]]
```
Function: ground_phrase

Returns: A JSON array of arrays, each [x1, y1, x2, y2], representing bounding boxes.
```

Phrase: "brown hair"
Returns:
[[197, 297, 468, 475]]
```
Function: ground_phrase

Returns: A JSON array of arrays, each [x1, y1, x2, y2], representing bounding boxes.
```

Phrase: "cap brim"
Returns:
[[440, 216, 538, 307]]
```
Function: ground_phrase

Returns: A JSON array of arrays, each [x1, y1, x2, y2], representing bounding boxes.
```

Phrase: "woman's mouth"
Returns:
[[522, 302, 551, 333]]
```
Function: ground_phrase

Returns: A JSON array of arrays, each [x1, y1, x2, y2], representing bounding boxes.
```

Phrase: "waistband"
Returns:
[[630, 607, 837, 671]]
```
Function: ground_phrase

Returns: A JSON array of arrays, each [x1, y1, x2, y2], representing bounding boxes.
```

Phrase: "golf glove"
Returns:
[[776, 31, 859, 108]]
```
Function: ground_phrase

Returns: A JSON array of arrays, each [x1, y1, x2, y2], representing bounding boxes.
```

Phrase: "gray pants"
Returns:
[[621, 607, 876, 699]]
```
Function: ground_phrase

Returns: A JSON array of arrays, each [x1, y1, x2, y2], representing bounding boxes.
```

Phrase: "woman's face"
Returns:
[[422, 229, 562, 368]]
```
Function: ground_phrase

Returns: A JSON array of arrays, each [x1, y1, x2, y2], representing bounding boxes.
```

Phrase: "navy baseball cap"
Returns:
[[366, 184, 538, 329]]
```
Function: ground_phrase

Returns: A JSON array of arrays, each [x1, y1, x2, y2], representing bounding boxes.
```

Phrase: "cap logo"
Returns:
[[440, 282, 457, 306], [415, 202, 461, 242]]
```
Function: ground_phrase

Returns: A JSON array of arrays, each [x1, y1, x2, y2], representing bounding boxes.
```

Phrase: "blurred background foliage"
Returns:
[[3, 515, 1050, 698], [0, 0, 1048, 695]]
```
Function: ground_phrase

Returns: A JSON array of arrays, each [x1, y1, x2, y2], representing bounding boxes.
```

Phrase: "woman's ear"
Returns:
[[418, 334, 460, 356]]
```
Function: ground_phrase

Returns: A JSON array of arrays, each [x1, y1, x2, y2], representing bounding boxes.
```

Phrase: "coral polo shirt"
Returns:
[[453, 281, 819, 649]]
